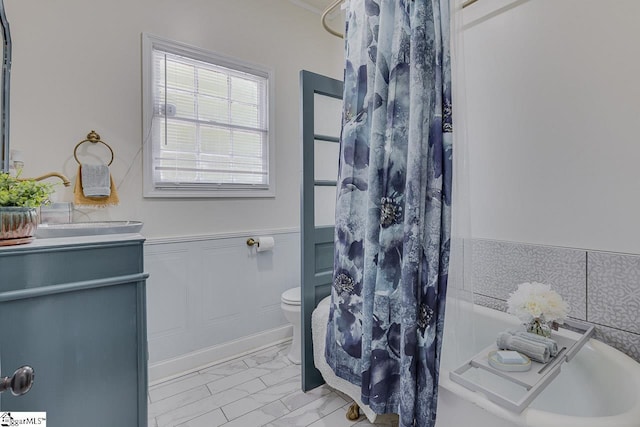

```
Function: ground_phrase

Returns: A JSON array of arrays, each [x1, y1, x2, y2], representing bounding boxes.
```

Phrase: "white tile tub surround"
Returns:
[[594, 324, 640, 363], [470, 238, 640, 363], [587, 251, 640, 335], [472, 294, 507, 313], [145, 229, 300, 381], [148, 343, 399, 427], [471, 239, 587, 320]]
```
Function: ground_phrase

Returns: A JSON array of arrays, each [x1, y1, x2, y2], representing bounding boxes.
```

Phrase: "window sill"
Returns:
[[143, 187, 276, 199]]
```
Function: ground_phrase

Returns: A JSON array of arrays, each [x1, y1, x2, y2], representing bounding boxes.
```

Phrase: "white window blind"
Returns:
[[143, 34, 273, 197]]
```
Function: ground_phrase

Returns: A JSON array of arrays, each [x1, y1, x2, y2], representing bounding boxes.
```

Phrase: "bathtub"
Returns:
[[312, 297, 640, 427]]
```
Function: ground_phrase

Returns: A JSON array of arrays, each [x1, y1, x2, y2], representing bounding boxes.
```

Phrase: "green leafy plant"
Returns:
[[0, 172, 55, 207]]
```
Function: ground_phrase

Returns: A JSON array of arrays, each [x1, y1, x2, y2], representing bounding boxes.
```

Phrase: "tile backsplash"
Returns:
[[470, 238, 640, 363], [471, 240, 587, 320], [587, 252, 640, 335], [39, 202, 73, 224]]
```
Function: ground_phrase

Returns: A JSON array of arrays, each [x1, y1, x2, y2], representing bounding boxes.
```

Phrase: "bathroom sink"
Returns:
[[35, 221, 143, 238]]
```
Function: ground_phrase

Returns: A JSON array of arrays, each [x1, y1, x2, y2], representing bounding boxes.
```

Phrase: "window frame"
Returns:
[[142, 33, 276, 198]]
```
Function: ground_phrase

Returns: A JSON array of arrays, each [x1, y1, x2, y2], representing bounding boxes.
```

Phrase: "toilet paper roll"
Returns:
[[256, 236, 275, 252]]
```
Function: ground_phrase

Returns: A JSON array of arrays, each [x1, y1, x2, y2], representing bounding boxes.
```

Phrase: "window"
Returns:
[[142, 34, 274, 197]]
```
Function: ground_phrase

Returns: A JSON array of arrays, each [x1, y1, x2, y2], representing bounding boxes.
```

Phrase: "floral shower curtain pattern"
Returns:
[[325, 0, 452, 426]]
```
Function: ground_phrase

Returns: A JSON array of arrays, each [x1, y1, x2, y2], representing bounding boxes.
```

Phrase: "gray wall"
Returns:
[[463, 0, 640, 255], [462, 1, 640, 365], [5, 0, 343, 239], [471, 239, 640, 363]]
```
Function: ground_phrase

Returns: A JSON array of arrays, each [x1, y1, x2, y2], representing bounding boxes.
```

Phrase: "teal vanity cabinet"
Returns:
[[0, 234, 148, 426]]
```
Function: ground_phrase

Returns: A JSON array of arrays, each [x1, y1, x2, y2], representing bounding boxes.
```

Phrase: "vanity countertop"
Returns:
[[0, 233, 145, 252]]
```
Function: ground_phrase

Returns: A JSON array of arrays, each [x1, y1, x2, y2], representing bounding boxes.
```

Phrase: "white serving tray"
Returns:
[[449, 319, 595, 413]]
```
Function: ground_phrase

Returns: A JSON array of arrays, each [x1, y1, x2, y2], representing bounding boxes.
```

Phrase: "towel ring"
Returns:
[[73, 130, 114, 166]]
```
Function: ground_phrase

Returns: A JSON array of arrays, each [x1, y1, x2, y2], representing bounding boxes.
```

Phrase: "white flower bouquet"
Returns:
[[506, 282, 570, 325]]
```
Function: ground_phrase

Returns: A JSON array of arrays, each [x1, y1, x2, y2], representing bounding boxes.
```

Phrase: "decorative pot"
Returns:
[[526, 317, 552, 338], [0, 207, 38, 246]]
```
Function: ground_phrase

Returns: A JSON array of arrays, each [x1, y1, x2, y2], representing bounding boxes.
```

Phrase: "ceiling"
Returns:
[[288, 0, 335, 15], [288, 0, 344, 37]]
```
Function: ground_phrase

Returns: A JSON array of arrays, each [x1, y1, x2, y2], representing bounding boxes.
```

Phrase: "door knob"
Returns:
[[0, 366, 34, 396]]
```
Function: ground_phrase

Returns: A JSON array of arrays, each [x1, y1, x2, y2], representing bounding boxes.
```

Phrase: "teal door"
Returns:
[[300, 70, 343, 392]]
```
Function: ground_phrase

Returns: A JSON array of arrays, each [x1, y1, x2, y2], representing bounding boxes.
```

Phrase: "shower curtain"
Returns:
[[325, 1, 452, 426]]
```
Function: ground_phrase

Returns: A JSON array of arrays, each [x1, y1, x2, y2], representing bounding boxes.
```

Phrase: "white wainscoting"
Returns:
[[144, 228, 301, 383]]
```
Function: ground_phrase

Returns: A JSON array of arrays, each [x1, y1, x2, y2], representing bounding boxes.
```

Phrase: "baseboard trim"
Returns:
[[148, 324, 293, 385]]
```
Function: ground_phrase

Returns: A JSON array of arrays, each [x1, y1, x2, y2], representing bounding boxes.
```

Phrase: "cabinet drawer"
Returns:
[[0, 242, 143, 292]]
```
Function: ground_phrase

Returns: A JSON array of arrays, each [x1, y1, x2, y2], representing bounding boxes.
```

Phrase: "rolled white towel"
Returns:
[[497, 332, 550, 364], [509, 330, 559, 357]]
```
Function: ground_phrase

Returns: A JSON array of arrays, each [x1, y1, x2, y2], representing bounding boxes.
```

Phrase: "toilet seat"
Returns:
[[281, 287, 301, 306]]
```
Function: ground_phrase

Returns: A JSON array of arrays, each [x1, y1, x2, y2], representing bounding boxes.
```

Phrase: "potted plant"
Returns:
[[0, 172, 54, 245]]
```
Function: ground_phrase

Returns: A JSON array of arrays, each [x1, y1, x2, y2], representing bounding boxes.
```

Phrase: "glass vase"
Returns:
[[526, 317, 552, 338]]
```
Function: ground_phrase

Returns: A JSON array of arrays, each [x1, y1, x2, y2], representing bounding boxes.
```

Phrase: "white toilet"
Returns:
[[281, 287, 302, 364]]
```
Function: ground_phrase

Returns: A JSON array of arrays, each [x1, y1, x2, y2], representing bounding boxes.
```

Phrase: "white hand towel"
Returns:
[[81, 164, 111, 198]]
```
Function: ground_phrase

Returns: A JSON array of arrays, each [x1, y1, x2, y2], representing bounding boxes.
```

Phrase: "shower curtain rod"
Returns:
[[322, 0, 479, 38]]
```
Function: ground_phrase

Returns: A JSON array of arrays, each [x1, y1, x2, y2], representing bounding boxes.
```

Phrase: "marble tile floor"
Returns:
[[148, 342, 398, 427]]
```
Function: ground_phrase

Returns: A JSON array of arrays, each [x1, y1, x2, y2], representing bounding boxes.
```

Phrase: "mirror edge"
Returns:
[[0, 0, 10, 173]]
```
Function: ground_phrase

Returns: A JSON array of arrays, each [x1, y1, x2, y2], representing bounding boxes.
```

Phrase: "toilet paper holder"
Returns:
[[247, 236, 275, 252]]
